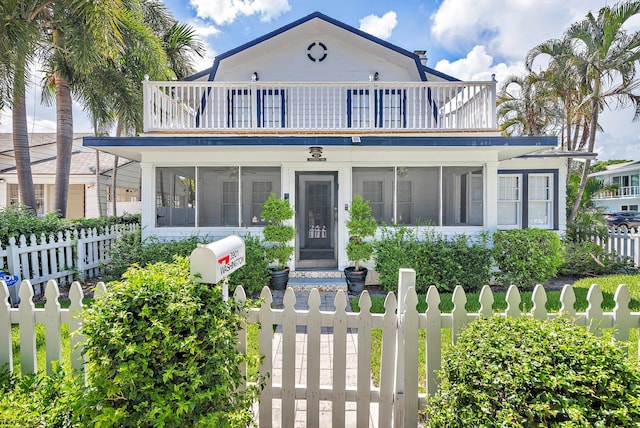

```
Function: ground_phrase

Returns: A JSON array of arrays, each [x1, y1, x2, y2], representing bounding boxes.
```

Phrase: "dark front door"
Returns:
[[296, 172, 338, 269]]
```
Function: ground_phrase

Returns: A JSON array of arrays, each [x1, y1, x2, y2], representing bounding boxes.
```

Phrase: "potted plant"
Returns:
[[345, 194, 377, 292], [261, 192, 295, 290]]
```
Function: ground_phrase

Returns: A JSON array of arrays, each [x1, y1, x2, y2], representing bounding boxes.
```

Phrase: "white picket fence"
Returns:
[[595, 226, 640, 267], [4, 270, 637, 427], [0, 224, 139, 300]]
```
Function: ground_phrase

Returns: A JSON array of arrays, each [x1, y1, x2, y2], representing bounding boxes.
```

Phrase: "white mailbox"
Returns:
[[190, 235, 245, 284]]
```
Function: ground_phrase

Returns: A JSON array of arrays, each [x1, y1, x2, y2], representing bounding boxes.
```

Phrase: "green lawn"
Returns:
[[351, 274, 640, 393]]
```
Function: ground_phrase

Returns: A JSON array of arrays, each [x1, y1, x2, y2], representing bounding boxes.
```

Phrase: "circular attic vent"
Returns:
[[306, 41, 328, 62]]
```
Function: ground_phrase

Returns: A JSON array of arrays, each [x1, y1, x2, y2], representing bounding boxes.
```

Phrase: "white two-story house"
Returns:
[[85, 11, 568, 271], [590, 161, 640, 212]]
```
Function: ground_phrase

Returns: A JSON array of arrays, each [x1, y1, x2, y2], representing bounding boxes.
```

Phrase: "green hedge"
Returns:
[[104, 231, 270, 295], [0, 204, 140, 244], [426, 316, 640, 426], [492, 229, 563, 289], [374, 226, 492, 293]]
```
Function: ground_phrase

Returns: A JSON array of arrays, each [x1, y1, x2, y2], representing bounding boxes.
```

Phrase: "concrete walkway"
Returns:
[[261, 288, 379, 427]]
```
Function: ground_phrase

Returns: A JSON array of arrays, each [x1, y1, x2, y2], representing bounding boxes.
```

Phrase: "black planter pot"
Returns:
[[269, 267, 290, 290], [344, 266, 368, 293]]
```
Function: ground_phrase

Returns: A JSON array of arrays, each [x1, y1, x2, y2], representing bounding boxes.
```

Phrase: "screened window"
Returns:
[[222, 181, 239, 226], [242, 167, 281, 226], [353, 167, 393, 224], [396, 167, 440, 225], [397, 180, 412, 224], [363, 180, 384, 220], [353, 166, 485, 226], [442, 167, 483, 226], [155, 167, 196, 227], [156, 166, 280, 228], [198, 167, 238, 227]]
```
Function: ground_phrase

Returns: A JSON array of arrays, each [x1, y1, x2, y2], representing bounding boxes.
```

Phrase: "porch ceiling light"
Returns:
[[369, 72, 379, 81], [251, 71, 259, 82], [307, 146, 326, 162]]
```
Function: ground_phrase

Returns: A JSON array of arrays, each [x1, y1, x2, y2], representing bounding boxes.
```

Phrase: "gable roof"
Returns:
[[186, 11, 459, 83]]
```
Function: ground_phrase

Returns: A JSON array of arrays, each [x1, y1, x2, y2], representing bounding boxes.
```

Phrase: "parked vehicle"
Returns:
[[605, 211, 640, 230]]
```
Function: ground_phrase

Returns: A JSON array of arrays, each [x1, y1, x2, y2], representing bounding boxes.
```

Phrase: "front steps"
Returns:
[[287, 270, 347, 291]]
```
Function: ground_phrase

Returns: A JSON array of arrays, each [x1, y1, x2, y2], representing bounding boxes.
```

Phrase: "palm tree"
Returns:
[[552, 1, 640, 222], [497, 72, 561, 136], [73, 1, 203, 215], [37, 0, 124, 217], [0, 0, 42, 212]]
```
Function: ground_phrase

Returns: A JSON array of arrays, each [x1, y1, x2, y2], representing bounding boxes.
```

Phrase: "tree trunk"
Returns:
[[12, 53, 37, 212], [111, 118, 123, 216], [96, 150, 103, 216], [569, 95, 600, 222], [53, 28, 73, 218]]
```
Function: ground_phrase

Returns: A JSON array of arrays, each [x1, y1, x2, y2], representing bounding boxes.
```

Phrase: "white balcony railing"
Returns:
[[142, 81, 497, 133], [595, 185, 640, 199]]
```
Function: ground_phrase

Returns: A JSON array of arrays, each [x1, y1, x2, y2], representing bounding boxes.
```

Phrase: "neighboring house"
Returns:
[[590, 160, 640, 212], [0, 133, 141, 219], [85, 12, 577, 271]]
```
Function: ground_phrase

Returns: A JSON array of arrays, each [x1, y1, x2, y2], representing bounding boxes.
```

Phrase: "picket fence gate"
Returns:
[[0, 223, 139, 300], [2, 269, 640, 428]]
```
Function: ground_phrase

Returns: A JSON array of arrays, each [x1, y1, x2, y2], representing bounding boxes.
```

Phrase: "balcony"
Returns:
[[142, 81, 497, 133], [595, 186, 640, 199]]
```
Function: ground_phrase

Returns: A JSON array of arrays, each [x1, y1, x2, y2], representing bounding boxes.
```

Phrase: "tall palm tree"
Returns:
[[72, 0, 203, 215], [562, 1, 640, 222], [38, 0, 124, 217], [0, 0, 41, 212]]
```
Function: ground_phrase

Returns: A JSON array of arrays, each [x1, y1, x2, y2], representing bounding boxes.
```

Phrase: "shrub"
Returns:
[[492, 229, 563, 289], [261, 193, 295, 270], [345, 195, 377, 271], [559, 240, 636, 277], [78, 257, 262, 426], [0, 205, 140, 245], [227, 234, 270, 295], [0, 364, 78, 427], [374, 226, 492, 293], [104, 231, 270, 294], [102, 229, 200, 281], [425, 316, 640, 427], [0, 205, 62, 244]]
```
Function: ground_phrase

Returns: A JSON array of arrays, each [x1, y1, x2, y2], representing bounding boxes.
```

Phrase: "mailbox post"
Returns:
[[190, 235, 245, 301]]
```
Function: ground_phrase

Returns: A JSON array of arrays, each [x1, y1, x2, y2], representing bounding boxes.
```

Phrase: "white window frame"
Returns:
[[528, 173, 553, 229], [497, 174, 522, 228]]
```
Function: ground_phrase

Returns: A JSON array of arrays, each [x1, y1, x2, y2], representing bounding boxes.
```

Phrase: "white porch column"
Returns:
[[140, 163, 154, 239], [485, 161, 499, 233]]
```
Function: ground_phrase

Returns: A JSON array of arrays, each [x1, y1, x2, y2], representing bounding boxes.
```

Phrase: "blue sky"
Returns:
[[1, 0, 639, 160]]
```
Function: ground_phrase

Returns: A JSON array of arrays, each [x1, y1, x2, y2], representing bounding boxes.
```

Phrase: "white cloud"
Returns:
[[431, 0, 608, 61], [0, 110, 58, 133], [358, 11, 397, 40], [434, 45, 524, 82], [190, 0, 290, 26]]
